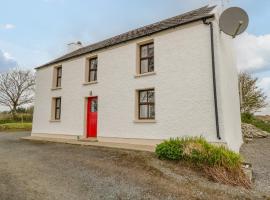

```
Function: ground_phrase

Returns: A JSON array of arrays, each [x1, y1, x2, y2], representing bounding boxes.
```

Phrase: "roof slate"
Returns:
[[37, 5, 215, 69]]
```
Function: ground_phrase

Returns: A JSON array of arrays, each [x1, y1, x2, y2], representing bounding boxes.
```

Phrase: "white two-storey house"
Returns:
[[32, 5, 243, 152]]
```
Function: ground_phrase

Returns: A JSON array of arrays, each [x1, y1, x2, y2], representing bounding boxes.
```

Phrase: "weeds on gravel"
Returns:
[[155, 137, 251, 188]]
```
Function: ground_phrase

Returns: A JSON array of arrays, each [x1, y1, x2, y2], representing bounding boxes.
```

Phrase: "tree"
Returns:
[[239, 72, 267, 114], [0, 69, 35, 118]]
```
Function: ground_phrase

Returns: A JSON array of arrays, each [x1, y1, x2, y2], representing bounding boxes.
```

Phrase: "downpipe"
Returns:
[[203, 19, 221, 140]]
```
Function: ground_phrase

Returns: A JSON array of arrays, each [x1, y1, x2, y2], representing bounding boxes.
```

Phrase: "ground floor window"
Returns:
[[138, 89, 155, 119], [52, 97, 61, 120]]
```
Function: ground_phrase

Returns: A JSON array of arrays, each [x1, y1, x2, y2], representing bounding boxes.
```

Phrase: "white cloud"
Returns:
[[255, 77, 270, 115], [234, 33, 270, 72], [234, 33, 270, 114], [0, 50, 17, 72], [1, 24, 15, 30]]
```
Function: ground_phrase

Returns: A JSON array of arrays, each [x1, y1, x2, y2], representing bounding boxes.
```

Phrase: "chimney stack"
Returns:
[[67, 41, 83, 52]]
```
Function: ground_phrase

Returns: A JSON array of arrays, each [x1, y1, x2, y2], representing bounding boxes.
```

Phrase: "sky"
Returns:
[[0, 0, 270, 113]]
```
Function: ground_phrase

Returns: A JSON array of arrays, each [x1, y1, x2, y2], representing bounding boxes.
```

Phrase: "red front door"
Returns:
[[87, 97, 98, 138]]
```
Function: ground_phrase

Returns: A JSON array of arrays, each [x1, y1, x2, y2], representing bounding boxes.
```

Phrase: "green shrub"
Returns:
[[241, 113, 253, 123], [155, 137, 242, 170], [155, 138, 184, 160], [241, 113, 270, 133]]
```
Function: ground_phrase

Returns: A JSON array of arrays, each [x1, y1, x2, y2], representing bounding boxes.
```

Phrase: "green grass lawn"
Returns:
[[0, 123, 32, 131]]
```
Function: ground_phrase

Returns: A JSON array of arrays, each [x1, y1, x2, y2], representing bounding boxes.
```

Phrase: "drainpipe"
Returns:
[[203, 19, 221, 140]]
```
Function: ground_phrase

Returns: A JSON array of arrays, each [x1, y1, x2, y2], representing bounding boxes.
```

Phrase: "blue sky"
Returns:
[[0, 0, 270, 112]]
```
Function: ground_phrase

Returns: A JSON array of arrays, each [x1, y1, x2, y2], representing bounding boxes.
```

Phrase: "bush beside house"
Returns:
[[156, 137, 251, 188]]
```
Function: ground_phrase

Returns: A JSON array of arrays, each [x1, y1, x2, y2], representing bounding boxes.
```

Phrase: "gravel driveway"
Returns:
[[0, 132, 269, 200], [240, 137, 270, 194]]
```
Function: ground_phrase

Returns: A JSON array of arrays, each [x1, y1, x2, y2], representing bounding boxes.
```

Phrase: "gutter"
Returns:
[[203, 18, 221, 140]]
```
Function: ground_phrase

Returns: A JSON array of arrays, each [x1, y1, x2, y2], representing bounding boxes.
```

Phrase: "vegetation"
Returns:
[[239, 72, 267, 114], [0, 69, 35, 119], [156, 137, 251, 188], [0, 123, 32, 131], [0, 113, 33, 124], [0, 111, 33, 132], [241, 113, 270, 133]]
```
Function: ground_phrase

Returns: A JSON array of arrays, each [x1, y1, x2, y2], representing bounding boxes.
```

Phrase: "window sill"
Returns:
[[51, 87, 62, 91], [49, 120, 61, 122], [134, 72, 156, 78], [83, 81, 98, 86], [133, 119, 156, 123]]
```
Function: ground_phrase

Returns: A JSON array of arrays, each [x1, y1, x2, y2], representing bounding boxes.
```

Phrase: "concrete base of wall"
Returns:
[[31, 133, 79, 140], [23, 135, 156, 152], [30, 133, 228, 150], [97, 137, 163, 146]]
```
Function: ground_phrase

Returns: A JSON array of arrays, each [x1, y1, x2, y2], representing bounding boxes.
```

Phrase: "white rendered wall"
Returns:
[[32, 20, 241, 150], [213, 18, 243, 152]]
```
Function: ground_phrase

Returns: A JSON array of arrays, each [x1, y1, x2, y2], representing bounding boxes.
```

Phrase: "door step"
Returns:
[[79, 138, 98, 142]]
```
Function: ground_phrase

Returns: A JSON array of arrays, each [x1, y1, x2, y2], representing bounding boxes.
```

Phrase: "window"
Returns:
[[56, 66, 62, 88], [54, 97, 61, 120], [88, 57, 98, 82], [138, 89, 155, 119], [140, 43, 154, 74]]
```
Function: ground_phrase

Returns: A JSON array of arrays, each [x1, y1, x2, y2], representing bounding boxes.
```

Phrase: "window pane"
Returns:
[[56, 98, 61, 107], [149, 105, 155, 119], [139, 105, 148, 118], [55, 109, 60, 119], [140, 59, 148, 74], [148, 57, 154, 72], [90, 58, 97, 69], [90, 71, 97, 82], [91, 99, 98, 112], [57, 78, 61, 87], [141, 46, 148, 58], [57, 67, 62, 76], [139, 91, 148, 103], [148, 90, 155, 103], [148, 45, 154, 57]]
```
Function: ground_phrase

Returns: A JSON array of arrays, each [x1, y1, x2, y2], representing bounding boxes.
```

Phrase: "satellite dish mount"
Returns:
[[219, 7, 249, 38]]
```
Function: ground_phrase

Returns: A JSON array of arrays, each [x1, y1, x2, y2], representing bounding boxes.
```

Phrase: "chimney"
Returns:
[[67, 41, 83, 52]]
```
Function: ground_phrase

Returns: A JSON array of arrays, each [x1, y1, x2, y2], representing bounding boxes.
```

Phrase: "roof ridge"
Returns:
[[37, 5, 216, 69], [62, 5, 213, 55]]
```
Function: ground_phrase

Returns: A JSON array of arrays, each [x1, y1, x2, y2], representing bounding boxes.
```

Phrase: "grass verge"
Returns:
[[0, 123, 32, 132], [156, 137, 251, 188]]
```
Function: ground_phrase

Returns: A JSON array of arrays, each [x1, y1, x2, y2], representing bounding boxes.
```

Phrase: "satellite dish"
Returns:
[[219, 7, 249, 38]]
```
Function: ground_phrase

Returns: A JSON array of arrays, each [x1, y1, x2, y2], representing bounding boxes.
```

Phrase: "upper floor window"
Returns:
[[55, 66, 62, 88], [88, 57, 98, 82], [138, 89, 155, 119], [140, 43, 154, 74]]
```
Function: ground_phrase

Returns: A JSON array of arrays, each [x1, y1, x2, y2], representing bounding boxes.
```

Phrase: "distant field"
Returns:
[[0, 113, 32, 124], [0, 123, 32, 131], [255, 115, 270, 122]]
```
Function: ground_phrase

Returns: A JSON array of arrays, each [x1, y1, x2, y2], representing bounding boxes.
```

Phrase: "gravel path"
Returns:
[[0, 132, 268, 200], [240, 137, 270, 195]]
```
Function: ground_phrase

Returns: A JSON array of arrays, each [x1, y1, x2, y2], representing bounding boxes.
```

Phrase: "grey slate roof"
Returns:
[[37, 5, 215, 69]]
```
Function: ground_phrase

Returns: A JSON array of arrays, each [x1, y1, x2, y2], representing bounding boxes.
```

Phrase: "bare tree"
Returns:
[[0, 69, 35, 118], [239, 72, 267, 114]]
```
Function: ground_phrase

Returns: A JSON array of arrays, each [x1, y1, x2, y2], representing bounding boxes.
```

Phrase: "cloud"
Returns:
[[234, 33, 270, 73], [1, 24, 15, 30], [0, 50, 18, 72], [255, 77, 270, 115]]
